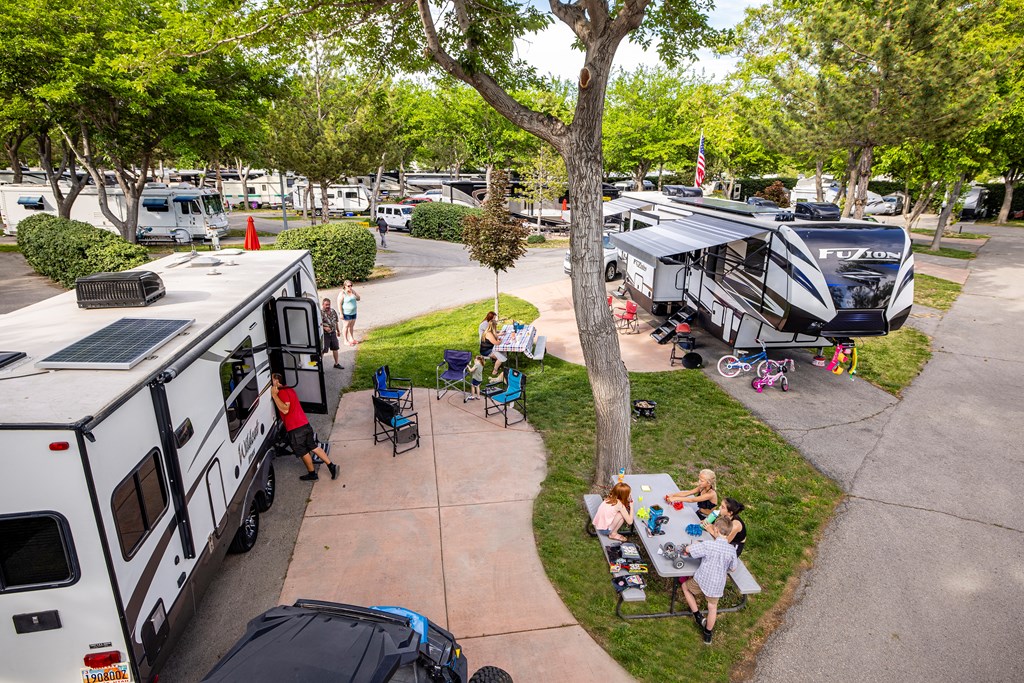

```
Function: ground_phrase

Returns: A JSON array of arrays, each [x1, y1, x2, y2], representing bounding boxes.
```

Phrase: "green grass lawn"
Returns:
[[914, 274, 962, 311], [0, 243, 20, 252], [225, 228, 276, 238], [528, 237, 570, 249], [911, 244, 976, 260], [910, 228, 989, 240], [851, 327, 932, 396], [349, 296, 842, 682]]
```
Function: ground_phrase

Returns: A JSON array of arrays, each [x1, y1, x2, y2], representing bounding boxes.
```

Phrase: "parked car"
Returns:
[[959, 186, 990, 220], [377, 203, 414, 231], [564, 229, 620, 281], [747, 196, 779, 209], [202, 601, 511, 683], [612, 179, 655, 191], [793, 202, 841, 221], [882, 194, 905, 214], [400, 197, 433, 205]]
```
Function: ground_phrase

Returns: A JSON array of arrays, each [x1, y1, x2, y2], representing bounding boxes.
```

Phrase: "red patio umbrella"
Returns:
[[243, 215, 261, 251]]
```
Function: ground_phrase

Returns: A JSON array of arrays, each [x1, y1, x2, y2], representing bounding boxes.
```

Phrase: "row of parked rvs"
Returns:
[[0, 250, 330, 683]]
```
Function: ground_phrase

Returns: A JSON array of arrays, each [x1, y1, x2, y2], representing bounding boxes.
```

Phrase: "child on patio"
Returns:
[[466, 355, 485, 400], [592, 482, 635, 542]]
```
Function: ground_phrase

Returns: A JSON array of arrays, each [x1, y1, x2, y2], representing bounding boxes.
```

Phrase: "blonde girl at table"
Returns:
[[592, 482, 635, 542], [665, 469, 718, 520], [478, 316, 506, 380]]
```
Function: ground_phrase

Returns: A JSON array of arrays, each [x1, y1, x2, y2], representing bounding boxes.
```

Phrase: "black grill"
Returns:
[[821, 309, 887, 335], [75, 271, 165, 309]]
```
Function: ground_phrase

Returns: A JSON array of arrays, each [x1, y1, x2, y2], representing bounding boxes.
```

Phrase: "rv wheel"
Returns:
[[605, 262, 617, 281], [314, 208, 323, 217], [257, 466, 276, 512], [468, 666, 513, 683], [228, 500, 260, 554]]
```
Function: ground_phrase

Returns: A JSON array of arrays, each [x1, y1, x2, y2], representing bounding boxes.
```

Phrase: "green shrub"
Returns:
[[17, 217, 149, 288], [737, 177, 798, 200], [274, 223, 376, 286], [755, 180, 792, 207], [410, 202, 481, 242], [526, 234, 546, 244]]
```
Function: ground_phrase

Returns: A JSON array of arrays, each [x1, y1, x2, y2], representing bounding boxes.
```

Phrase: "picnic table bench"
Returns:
[[584, 492, 762, 620]]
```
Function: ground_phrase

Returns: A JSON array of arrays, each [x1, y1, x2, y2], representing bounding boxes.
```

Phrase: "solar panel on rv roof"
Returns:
[[36, 318, 194, 371]]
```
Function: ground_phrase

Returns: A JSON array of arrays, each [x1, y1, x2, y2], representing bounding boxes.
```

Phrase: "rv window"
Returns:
[[220, 337, 260, 441], [0, 513, 77, 592], [344, 191, 357, 199], [143, 198, 169, 213], [744, 238, 768, 277], [202, 195, 224, 215], [179, 201, 191, 215], [188, 200, 202, 215], [112, 450, 168, 559]]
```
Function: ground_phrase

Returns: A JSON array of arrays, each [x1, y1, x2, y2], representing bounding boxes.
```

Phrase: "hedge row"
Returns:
[[16, 215, 150, 288], [274, 223, 376, 287], [410, 203, 481, 242]]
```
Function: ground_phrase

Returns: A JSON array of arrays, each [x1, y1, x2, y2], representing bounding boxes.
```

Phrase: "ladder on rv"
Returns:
[[650, 307, 697, 344]]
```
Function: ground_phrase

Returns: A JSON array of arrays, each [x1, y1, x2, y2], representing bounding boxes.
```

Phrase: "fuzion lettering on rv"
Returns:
[[817, 247, 902, 261]]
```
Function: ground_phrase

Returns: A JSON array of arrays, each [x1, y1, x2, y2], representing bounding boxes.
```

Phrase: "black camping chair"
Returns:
[[436, 349, 472, 401], [372, 396, 420, 456], [373, 365, 414, 411], [484, 368, 527, 428]]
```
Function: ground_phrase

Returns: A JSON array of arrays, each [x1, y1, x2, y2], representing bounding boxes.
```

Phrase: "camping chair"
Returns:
[[669, 323, 698, 366], [614, 300, 640, 333], [436, 349, 472, 401], [484, 368, 527, 427], [372, 396, 420, 456], [373, 365, 414, 411]]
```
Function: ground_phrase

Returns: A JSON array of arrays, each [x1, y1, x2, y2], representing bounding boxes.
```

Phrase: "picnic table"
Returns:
[[585, 472, 761, 619], [496, 324, 537, 368]]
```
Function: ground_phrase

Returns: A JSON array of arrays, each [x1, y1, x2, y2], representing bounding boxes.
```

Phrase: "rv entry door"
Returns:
[[266, 297, 328, 414]]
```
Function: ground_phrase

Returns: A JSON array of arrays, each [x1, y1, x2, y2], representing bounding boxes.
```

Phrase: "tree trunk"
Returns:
[[838, 147, 857, 216], [932, 174, 966, 250], [215, 161, 223, 199], [37, 134, 86, 219], [905, 181, 937, 231], [399, 161, 406, 197], [565, 133, 632, 487], [814, 160, 824, 202], [371, 161, 385, 218], [997, 172, 1017, 224], [306, 185, 314, 225], [319, 181, 330, 225], [658, 162, 664, 191], [4, 129, 28, 183], [493, 269, 500, 318], [852, 146, 873, 220], [725, 177, 735, 200]]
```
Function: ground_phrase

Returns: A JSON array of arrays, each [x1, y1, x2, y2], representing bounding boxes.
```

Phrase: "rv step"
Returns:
[[650, 307, 697, 344]]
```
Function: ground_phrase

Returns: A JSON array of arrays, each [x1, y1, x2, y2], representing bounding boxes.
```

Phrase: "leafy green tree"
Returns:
[[518, 143, 567, 229], [462, 169, 531, 318]]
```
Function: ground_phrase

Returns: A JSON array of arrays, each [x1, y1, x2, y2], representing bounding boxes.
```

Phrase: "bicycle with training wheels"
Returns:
[[752, 358, 795, 393], [717, 339, 772, 378]]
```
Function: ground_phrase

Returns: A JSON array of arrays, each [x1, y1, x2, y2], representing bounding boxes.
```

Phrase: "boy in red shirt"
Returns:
[[271, 373, 338, 481]]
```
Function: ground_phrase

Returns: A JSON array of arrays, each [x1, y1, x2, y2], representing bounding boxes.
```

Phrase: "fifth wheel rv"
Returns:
[[608, 195, 914, 349], [0, 250, 328, 683]]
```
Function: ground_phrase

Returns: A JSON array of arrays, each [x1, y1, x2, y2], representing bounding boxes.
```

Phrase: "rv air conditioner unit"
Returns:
[[75, 271, 166, 309]]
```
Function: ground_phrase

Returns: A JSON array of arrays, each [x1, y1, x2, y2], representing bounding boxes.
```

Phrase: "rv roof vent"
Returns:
[[148, 183, 168, 189], [0, 351, 27, 370], [75, 271, 165, 309]]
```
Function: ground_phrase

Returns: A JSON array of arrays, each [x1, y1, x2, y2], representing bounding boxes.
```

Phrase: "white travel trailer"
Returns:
[[0, 183, 229, 242], [220, 174, 291, 209], [290, 181, 371, 215], [0, 250, 329, 683], [608, 195, 915, 349]]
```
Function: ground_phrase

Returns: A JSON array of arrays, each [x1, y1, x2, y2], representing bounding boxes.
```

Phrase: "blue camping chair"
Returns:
[[373, 365, 413, 411], [372, 396, 419, 456], [436, 350, 473, 401], [484, 368, 527, 427]]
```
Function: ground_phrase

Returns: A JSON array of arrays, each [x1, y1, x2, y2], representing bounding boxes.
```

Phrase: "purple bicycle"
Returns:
[[751, 358, 795, 393]]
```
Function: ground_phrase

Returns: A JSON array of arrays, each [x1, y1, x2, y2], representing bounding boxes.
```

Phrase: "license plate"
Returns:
[[80, 664, 132, 682]]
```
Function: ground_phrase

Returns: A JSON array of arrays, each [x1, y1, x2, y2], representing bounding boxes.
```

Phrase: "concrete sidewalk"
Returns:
[[280, 388, 633, 681]]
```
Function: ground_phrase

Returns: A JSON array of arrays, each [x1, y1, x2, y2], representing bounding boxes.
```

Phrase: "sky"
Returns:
[[515, 1, 763, 83]]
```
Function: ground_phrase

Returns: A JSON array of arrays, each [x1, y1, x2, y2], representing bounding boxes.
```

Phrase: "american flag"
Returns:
[[694, 132, 706, 187]]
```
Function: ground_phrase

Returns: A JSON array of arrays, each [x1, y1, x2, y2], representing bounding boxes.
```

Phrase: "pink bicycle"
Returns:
[[752, 358, 795, 393]]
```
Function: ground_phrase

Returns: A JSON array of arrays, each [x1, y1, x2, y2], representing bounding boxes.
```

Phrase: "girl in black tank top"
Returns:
[[718, 497, 747, 556]]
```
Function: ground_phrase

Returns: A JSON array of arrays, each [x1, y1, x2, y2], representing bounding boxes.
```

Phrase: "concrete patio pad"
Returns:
[[279, 387, 632, 680]]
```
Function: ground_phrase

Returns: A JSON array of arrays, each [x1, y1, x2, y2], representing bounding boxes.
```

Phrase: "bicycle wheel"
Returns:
[[756, 360, 770, 378], [751, 377, 764, 393], [718, 355, 742, 378], [781, 376, 789, 392]]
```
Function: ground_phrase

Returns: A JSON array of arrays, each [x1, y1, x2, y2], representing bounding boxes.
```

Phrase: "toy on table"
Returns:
[[685, 523, 704, 537], [646, 505, 669, 535]]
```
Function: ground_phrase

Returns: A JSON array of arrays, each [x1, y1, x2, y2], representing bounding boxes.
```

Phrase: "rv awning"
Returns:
[[17, 196, 43, 205], [602, 197, 654, 217], [609, 218, 768, 262], [142, 198, 168, 208], [172, 195, 199, 202]]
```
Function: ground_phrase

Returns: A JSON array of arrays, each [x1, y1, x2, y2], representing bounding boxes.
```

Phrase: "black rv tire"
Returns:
[[229, 500, 260, 554], [605, 262, 617, 281], [257, 466, 276, 512], [469, 666, 514, 683]]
